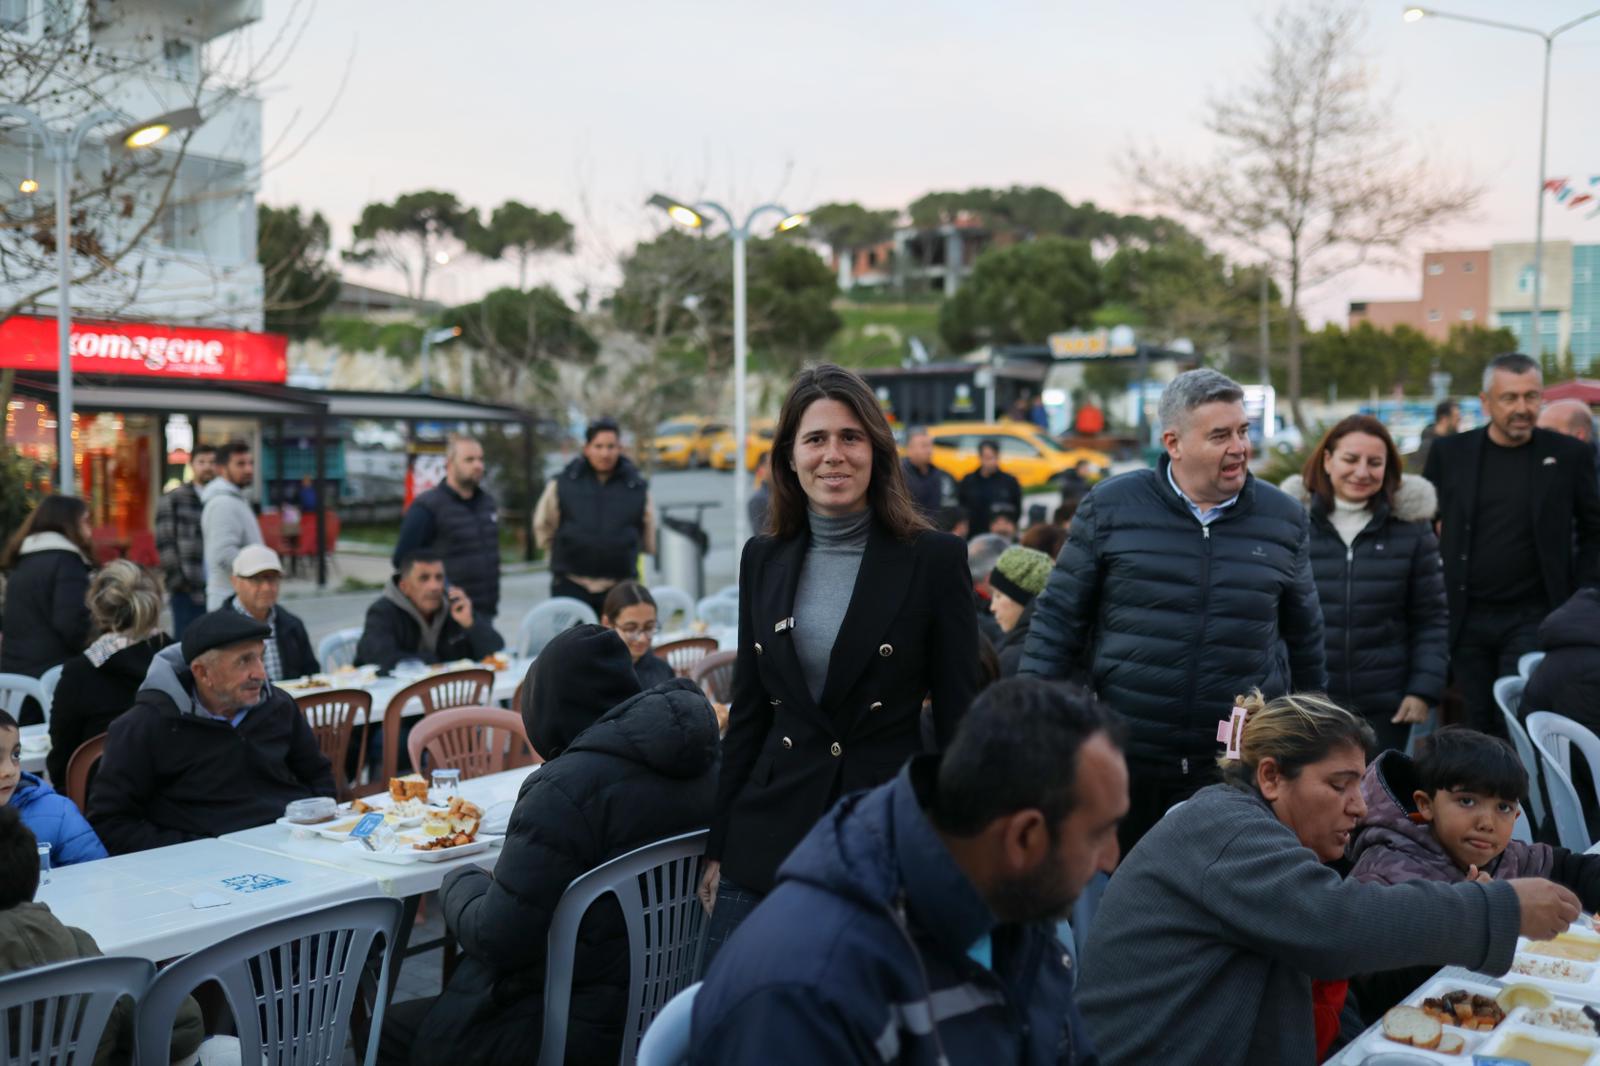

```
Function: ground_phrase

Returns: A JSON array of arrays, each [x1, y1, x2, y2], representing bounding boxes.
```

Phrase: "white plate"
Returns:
[[348, 838, 493, 864], [275, 801, 433, 840]]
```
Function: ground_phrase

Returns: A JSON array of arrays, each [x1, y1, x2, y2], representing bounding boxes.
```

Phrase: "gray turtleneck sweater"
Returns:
[[791, 509, 870, 703]]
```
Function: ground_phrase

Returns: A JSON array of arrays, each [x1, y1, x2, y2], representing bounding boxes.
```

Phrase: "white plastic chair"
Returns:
[[694, 596, 738, 631], [37, 663, 63, 722], [1495, 675, 1549, 833], [0, 955, 153, 1066], [713, 585, 738, 601], [539, 830, 708, 1066], [648, 586, 696, 631], [516, 597, 598, 658], [0, 672, 47, 724], [317, 626, 364, 671], [636, 982, 700, 1066], [1525, 712, 1600, 852], [134, 897, 402, 1066], [1519, 651, 1547, 680]]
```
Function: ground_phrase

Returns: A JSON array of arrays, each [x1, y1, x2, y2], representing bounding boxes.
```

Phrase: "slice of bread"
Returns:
[[1383, 1005, 1442, 1050], [389, 774, 428, 803], [1437, 1031, 1465, 1055]]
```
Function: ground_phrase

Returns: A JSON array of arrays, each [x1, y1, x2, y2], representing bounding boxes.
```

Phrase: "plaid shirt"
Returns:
[[155, 482, 206, 598], [231, 598, 283, 680]]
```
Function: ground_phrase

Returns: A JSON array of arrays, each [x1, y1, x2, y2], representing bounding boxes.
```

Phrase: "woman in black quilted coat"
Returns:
[[1282, 414, 1448, 753]]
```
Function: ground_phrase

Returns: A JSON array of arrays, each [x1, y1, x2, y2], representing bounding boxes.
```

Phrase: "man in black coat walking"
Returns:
[[355, 552, 504, 672], [87, 612, 334, 854], [222, 545, 318, 681], [392, 435, 501, 621], [377, 624, 718, 1066], [1423, 353, 1600, 735], [1020, 368, 1327, 851], [957, 439, 1022, 537]]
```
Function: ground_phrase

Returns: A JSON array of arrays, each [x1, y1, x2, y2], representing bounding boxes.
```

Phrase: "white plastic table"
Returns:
[[34, 838, 382, 961], [279, 660, 532, 727], [221, 765, 538, 898]]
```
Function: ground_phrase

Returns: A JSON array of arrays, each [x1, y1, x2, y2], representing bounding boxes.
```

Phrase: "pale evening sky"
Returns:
[[247, 0, 1600, 331]]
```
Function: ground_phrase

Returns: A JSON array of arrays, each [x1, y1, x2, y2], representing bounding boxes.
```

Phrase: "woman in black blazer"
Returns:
[[699, 364, 981, 958]]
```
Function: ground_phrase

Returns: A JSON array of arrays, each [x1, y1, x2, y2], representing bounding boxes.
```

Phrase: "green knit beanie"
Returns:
[[989, 546, 1052, 606]]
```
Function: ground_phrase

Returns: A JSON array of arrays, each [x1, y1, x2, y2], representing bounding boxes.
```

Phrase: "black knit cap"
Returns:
[[181, 610, 271, 664], [522, 623, 642, 760]]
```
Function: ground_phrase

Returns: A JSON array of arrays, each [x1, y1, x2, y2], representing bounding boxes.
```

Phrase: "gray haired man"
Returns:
[[1020, 368, 1326, 850]]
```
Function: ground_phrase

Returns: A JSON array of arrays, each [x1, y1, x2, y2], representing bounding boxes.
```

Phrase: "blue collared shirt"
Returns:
[[1166, 463, 1241, 526]]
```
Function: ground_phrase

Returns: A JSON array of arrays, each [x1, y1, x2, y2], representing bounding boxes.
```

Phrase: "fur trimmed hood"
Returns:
[[1279, 472, 1437, 524]]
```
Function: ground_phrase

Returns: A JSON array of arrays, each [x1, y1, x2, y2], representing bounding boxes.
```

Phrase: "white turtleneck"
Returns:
[[1329, 495, 1372, 546]]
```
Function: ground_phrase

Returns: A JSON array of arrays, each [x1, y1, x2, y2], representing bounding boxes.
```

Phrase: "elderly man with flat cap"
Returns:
[[88, 611, 334, 855]]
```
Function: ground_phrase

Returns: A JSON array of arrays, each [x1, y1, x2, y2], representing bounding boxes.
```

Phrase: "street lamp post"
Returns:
[[648, 194, 807, 550], [0, 105, 200, 493], [1404, 6, 1600, 359]]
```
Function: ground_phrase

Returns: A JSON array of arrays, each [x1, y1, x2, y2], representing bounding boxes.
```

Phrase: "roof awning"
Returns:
[[321, 390, 527, 423]]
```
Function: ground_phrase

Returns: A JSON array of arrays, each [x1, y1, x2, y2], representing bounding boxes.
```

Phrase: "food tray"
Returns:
[[1483, 927, 1600, 1004], [346, 838, 493, 864], [275, 799, 431, 839], [1355, 978, 1504, 1062], [1476, 1018, 1600, 1064]]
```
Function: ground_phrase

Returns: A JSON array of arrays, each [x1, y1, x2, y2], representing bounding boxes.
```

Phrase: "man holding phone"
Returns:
[[355, 551, 504, 671]]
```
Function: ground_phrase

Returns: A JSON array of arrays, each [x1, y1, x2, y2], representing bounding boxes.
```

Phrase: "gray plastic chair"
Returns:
[[1519, 650, 1546, 680], [134, 897, 403, 1066], [317, 626, 364, 672], [648, 586, 696, 631], [635, 981, 700, 1066], [693, 596, 738, 631], [1495, 675, 1548, 832], [539, 829, 709, 1066], [37, 663, 63, 723], [0, 673, 47, 724], [1526, 711, 1600, 852], [0, 955, 153, 1066], [516, 597, 599, 658]]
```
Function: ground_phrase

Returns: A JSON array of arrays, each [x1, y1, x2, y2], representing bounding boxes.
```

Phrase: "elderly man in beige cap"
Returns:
[[224, 544, 319, 680]]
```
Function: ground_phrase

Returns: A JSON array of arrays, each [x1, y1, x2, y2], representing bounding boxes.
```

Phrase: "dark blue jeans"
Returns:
[[170, 592, 206, 638], [701, 875, 764, 970]]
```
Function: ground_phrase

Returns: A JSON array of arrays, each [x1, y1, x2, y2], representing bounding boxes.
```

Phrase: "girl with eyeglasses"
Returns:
[[601, 582, 673, 689]]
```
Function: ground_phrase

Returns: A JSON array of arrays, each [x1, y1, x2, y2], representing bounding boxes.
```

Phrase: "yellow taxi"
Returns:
[[652, 417, 728, 469], [709, 418, 776, 472], [917, 421, 1110, 491]]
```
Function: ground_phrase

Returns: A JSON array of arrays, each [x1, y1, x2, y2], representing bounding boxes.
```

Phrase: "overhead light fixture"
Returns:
[[1402, 7, 1428, 22], [648, 193, 705, 229], [18, 178, 38, 194], [117, 106, 202, 149], [776, 212, 809, 232]]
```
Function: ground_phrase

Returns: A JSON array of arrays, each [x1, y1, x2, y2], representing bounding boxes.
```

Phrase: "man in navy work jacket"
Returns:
[[691, 678, 1126, 1066]]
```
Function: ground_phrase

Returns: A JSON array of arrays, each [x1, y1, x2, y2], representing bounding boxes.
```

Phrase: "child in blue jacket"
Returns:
[[1, 709, 106, 866]]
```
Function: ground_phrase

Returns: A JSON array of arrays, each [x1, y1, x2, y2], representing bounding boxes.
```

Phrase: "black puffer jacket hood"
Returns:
[[1281, 473, 1449, 717], [522, 623, 641, 759], [562, 676, 720, 780], [1522, 588, 1600, 720]]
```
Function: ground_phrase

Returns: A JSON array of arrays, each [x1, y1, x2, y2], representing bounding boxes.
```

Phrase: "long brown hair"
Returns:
[[1, 494, 92, 570], [1300, 414, 1403, 511], [767, 364, 929, 542]]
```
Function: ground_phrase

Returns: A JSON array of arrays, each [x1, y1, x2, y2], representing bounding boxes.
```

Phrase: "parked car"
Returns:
[[652, 417, 727, 469], [709, 418, 776, 472], [915, 421, 1110, 491]]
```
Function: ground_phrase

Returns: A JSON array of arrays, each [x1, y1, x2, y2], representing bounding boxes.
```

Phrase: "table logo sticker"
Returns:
[[221, 873, 291, 894]]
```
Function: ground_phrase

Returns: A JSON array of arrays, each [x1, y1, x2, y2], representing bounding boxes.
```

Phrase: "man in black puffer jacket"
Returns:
[[1524, 588, 1600, 729], [377, 624, 719, 1066], [1020, 369, 1326, 851]]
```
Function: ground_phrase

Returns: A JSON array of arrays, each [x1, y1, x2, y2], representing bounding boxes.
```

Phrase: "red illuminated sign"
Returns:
[[0, 315, 288, 383]]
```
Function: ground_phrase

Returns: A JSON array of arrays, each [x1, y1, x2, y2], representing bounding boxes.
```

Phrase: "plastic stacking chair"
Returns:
[[0, 673, 47, 724], [0, 955, 153, 1066], [1519, 651, 1547, 680], [693, 596, 738, 631], [64, 733, 108, 812], [655, 637, 718, 678], [713, 584, 738, 601], [350, 669, 494, 794], [37, 663, 63, 722], [317, 627, 364, 671], [407, 706, 540, 779], [296, 689, 372, 801], [1495, 676, 1549, 832], [1526, 712, 1600, 852], [516, 598, 598, 659], [648, 586, 696, 632], [636, 982, 700, 1066], [134, 897, 403, 1066], [539, 830, 709, 1066], [688, 651, 736, 705]]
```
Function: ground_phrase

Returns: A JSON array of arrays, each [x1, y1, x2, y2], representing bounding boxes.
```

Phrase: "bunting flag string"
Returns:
[[1545, 177, 1600, 219]]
